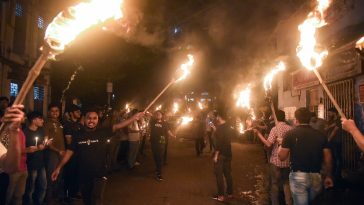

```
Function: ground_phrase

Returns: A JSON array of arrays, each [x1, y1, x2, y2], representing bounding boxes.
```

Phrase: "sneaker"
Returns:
[[156, 175, 164, 181], [212, 195, 225, 202]]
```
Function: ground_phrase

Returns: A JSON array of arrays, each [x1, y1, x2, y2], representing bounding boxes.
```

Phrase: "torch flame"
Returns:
[[236, 85, 251, 109], [263, 61, 286, 91], [173, 102, 179, 114], [45, 0, 124, 55], [175, 54, 195, 82], [181, 116, 193, 125], [155, 105, 162, 111], [356, 36, 364, 50], [125, 103, 130, 113], [198, 102, 203, 110], [296, 0, 331, 71], [238, 122, 245, 134]]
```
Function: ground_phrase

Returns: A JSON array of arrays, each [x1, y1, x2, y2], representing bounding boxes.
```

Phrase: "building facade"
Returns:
[[271, 0, 364, 170], [0, 0, 55, 114]]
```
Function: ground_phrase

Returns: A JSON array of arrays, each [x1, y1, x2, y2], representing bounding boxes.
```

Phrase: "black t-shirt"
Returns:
[[68, 126, 113, 178], [63, 120, 82, 147], [282, 125, 329, 173], [24, 127, 45, 170], [215, 123, 232, 159], [150, 120, 169, 143]]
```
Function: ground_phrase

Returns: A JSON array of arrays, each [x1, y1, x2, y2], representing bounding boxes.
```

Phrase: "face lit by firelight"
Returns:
[[85, 112, 99, 129]]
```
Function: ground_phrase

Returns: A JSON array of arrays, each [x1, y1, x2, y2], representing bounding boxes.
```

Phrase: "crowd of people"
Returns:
[[246, 106, 364, 205], [1, 94, 364, 205]]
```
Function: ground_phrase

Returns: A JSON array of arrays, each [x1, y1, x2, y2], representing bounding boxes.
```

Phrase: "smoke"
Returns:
[[102, 0, 167, 47]]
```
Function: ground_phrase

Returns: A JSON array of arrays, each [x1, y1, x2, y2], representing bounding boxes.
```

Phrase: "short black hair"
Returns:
[[294, 107, 311, 124], [328, 107, 338, 114], [83, 106, 99, 115], [276, 110, 286, 122], [215, 107, 228, 120], [27, 111, 43, 122], [48, 103, 60, 111], [0, 96, 9, 102]]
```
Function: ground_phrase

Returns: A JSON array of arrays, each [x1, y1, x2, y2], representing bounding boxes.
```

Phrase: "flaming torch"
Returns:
[[0, 0, 125, 133], [263, 61, 286, 126], [296, 0, 346, 119], [180, 116, 194, 126], [198, 102, 203, 110], [236, 85, 256, 120], [144, 54, 195, 113], [236, 85, 251, 109], [155, 105, 162, 111], [173, 102, 179, 114], [356, 36, 364, 50]]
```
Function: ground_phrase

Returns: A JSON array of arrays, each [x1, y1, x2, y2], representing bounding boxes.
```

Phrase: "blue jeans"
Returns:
[[24, 168, 47, 205], [289, 172, 322, 205]]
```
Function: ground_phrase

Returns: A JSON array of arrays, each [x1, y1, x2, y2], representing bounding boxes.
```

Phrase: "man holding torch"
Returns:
[[253, 110, 293, 205], [51, 108, 143, 205], [0, 105, 23, 173]]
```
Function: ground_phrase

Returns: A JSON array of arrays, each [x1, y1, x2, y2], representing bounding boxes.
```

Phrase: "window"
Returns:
[[10, 83, 19, 97], [15, 3, 23, 17], [37, 16, 44, 29], [13, 3, 26, 54], [33, 86, 44, 100]]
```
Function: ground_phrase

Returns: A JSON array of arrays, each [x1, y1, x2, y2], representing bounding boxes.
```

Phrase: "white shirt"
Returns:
[[0, 142, 6, 157], [0, 142, 7, 173]]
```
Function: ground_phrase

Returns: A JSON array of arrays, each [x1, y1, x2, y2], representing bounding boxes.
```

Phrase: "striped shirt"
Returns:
[[268, 122, 292, 168]]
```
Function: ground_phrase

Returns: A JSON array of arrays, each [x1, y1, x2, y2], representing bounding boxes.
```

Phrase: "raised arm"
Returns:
[[342, 119, 364, 152], [112, 112, 144, 132], [0, 105, 24, 173], [253, 129, 273, 148]]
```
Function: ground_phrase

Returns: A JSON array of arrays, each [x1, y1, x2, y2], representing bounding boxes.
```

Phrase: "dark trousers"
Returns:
[[45, 150, 63, 201], [214, 155, 233, 196], [163, 138, 169, 164], [0, 172, 9, 205], [269, 164, 292, 205], [80, 176, 107, 205], [117, 140, 129, 164], [64, 156, 79, 198], [207, 131, 215, 151], [139, 134, 147, 156], [151, 141, 165, 175], [195, 137, 205, 156]]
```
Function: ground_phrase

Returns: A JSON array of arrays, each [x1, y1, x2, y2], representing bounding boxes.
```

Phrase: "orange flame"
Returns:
[[236, 85, 251, 109], [45, 0, 124, 56], [356, 36, 364, 50], [296, 0, 331, 71], [155, 105, 162, 111], [175, 54, 195, 82], [198, 102, 203, 110], [181, 116, 193, 125], [238, 122, 244, 134], [263, 61, 286, 91], [125, 103, 130, 113], [173, 102, 179, 114]]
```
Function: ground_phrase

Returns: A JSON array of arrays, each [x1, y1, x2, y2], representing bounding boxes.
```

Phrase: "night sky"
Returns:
[[50, 0, 307, 108]]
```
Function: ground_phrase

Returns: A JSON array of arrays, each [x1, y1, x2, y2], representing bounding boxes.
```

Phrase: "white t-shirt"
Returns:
[[0, 142, 6, 157], [0, 142, 7, 173]]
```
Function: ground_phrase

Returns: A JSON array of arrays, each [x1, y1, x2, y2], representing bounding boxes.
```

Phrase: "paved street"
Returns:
[[103, 139, 269, 205]]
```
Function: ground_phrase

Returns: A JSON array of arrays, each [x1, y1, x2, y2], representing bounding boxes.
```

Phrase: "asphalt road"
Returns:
[[103, 139, 269, 205]]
